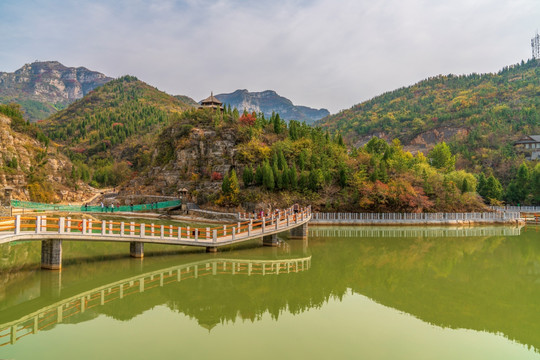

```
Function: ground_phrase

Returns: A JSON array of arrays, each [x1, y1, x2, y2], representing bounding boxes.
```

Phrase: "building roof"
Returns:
[[514, 135, 540, 144], [200, 92, 222, 106]]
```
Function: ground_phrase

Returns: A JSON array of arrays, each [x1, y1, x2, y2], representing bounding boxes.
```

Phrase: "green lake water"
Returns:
[[0, 223, 539, 359]]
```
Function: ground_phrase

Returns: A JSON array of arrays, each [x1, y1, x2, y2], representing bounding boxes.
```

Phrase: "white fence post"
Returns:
[[15, 215, 21, 235], [58, 217, 65, 234], [35, 216, 41, 234]]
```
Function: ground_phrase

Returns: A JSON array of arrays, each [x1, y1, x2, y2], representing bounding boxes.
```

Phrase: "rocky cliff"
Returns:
[[126, 111, 239, 199], [0, 111, 93, 204], [0, 61, 112, 122], [214, 89, 329, 124]]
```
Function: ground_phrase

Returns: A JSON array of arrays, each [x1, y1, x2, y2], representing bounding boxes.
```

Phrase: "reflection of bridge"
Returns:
[[309, 226, 522, 238], [0, 256, 311, 347], [0, 206, 311, 270]]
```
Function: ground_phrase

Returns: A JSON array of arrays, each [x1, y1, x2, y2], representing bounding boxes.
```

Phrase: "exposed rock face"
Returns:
[[127, 125, 239, 198], [352, 127, 469, 154], [0, 114, 92, 203], [214, 89, 329, 124], [406, 127, 469, 153], [0, 61, 112, 121]]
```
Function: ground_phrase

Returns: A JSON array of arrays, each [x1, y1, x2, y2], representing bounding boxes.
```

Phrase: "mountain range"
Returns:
[[214, 89, 329, 124], [0, 59, 538, 206], [0, 61, 328, 124]]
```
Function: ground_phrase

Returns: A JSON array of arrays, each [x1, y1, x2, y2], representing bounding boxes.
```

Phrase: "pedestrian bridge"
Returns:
[[0, 206, 311, 270], [0, 255, 311, 347]]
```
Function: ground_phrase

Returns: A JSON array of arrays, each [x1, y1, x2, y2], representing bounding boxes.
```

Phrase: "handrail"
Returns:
[[0, 205, 312, 246]]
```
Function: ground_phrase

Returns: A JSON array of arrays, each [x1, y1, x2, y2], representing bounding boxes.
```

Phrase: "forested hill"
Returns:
[[39, 76, 196, 187], [316, 59, 540, 180]]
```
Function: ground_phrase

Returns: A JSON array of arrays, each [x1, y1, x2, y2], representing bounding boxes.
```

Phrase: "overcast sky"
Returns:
[[1, 0, 539, 113]]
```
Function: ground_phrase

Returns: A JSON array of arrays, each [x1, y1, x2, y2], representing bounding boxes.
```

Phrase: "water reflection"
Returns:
[[0, 256, 311, 346], [0, 225, 538, 354]]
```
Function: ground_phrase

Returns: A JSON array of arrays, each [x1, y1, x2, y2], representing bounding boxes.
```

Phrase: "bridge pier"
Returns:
[[289, 222, 308, 239], [41, 240, 62, 270], [130, 242, 144, 258], [206, 246, 218, 253], [263, 234, 278, 247]]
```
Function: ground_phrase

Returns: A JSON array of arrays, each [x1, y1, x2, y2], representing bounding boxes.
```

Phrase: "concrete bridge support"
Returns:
[[289, 223, 308, 239], [130, 242, 144, 258], [263, 234, 278, 247], [41, 240, 62, 270]]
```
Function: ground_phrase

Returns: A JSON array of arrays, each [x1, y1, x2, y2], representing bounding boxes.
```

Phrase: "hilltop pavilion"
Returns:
[[199, 92, 223, 111]]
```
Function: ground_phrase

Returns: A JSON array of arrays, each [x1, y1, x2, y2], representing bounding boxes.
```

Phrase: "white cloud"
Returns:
[[0, 0, 539, 113]]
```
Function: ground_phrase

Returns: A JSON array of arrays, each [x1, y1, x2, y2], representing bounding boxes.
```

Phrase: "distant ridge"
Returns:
[[214, 89, 329, 124], [0, 61, 113, 121]]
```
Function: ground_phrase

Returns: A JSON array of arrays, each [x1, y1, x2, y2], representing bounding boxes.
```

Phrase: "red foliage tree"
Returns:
[[211, 172, 223, 181], [239, 113, 256, 126]]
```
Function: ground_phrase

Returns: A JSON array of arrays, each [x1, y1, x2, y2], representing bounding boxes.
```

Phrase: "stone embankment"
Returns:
[[310, 212, 524, 226]]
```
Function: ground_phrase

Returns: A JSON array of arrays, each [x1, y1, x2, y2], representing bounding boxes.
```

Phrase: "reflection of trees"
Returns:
[[1, 227, 539, 352], [330, 230, 540, 352]]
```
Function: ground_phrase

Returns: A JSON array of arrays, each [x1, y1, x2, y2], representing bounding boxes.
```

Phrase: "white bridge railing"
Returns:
[[311, 211, 521, 223], [0, 206, 312, 246]]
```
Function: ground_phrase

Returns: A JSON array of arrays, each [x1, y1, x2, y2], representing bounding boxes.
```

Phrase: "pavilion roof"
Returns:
[[200, 92, 222, 105]]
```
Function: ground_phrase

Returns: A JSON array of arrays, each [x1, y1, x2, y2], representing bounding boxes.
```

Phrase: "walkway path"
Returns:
[[0, 205, 312, 269]]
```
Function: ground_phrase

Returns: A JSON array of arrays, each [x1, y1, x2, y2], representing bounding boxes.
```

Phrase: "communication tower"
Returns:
[[532, 31, 540, 59]]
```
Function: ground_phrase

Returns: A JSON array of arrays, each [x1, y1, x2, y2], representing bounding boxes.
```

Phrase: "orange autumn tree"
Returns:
[[239, 113, 256, 126]]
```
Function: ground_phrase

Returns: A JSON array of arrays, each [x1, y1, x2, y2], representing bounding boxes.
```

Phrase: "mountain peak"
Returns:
[[215, 89, 329, 124], [1, 61, 113, 122]]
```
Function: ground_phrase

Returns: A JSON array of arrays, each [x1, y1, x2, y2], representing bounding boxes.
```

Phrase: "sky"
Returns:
[[0, 0, 539, 113]]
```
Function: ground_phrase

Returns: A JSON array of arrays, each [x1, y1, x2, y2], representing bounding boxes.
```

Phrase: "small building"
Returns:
[[199, 92, 223, 111], [514, 135, 540, 160]]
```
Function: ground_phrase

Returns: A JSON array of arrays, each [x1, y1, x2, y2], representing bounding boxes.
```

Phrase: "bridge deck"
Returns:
[[0, 206, 311, 248]]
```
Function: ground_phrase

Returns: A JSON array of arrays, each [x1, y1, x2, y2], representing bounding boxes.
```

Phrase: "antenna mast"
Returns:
[[532, 31, 540, 59]]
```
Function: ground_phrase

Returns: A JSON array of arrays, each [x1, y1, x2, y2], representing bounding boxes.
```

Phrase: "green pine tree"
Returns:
[[242, 166, 253, 187], [263, 162, 275, 190]]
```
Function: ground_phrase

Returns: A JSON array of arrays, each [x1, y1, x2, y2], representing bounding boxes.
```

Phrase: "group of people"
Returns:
[[100, 202, 115, 212], [252, 205, 300, 219]]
